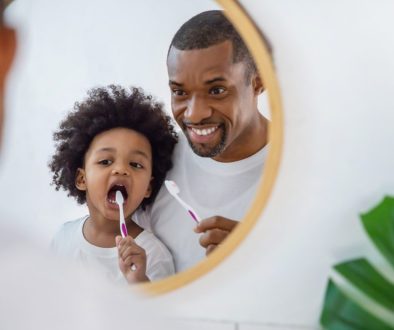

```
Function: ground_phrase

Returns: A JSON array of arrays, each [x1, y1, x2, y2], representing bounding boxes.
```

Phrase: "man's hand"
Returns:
[[116, 235, 149, 284], [194, 216, 239, 255]]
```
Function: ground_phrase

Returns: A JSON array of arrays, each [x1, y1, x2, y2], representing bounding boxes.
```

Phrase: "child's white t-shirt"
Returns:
[[51, 216, 175, 284]]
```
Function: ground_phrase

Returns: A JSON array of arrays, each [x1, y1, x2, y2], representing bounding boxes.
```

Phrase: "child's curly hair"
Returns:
[[49, 85, 178, 210]]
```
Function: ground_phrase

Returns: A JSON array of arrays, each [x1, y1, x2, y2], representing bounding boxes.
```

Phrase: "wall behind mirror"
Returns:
[[0, 0, 269, 247]]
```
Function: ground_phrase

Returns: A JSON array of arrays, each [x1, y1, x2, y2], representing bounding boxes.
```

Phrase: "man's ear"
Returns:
[[144, 177, 154, 198], [75, 168, 87, 191], [252, 74, 264, 96]]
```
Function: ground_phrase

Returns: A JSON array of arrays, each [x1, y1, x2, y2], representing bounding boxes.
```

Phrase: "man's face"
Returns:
[[0, 24, 16, 146], [167, 40, 262, 162]]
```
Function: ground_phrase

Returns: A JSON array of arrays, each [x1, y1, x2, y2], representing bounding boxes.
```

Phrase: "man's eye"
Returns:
[[98, 159, 112, 165], [172, 89, 186, 97], [130, 162, 143, 169], [209, 87, 226, 95]]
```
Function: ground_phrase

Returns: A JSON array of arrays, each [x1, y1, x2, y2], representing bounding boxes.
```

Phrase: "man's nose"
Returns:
[[184, 95, 212, 124]]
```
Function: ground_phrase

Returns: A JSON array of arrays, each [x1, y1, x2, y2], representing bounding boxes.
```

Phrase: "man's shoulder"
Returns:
[[136, 230, 172, 258]]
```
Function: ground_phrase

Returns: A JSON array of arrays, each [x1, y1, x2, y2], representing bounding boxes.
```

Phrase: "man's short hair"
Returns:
[[169, 10, 269, 83]]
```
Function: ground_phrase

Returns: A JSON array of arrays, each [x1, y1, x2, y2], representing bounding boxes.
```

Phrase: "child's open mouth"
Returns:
[[107, 184, 128, 205]]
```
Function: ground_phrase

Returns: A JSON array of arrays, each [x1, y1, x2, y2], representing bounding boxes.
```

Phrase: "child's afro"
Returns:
[[49, 85, 178, 210]]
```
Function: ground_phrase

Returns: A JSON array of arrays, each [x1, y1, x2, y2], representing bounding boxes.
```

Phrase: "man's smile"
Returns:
[[191, 126, 218, 136], [184, 123, 222, 144]]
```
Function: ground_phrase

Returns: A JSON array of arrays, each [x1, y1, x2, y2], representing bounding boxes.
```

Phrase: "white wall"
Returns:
[[0, 0, 222, 241], [1, 0, 394, 329]]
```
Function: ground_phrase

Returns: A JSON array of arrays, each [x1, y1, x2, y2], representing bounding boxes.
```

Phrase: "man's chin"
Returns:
[[187, 138, 226, 158], [183, 125, 227, 158]]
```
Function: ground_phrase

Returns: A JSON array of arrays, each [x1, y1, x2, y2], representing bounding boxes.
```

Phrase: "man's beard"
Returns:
[[185, 125, 227, 158]]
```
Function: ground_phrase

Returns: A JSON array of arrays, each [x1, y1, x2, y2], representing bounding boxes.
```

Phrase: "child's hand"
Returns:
[[116, 235, 149, 284]]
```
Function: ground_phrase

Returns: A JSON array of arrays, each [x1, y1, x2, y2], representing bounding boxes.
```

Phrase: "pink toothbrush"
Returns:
[[115, 190, 136, 271], [164, 180, 201, 223]]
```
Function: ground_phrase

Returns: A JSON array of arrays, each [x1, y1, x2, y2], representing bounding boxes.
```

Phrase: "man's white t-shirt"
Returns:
[[51, 216, 175, 284], [135, 135, 268, 272]]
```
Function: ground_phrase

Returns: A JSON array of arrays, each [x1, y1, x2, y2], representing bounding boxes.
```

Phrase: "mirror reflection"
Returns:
[[0, 0, 271, 285]]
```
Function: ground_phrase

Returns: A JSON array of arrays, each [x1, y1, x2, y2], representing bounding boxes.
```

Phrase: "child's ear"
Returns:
[[75, 168, 87, 191], [144, 177, 154, 198]]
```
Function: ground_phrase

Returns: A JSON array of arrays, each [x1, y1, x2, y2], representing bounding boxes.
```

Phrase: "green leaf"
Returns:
[[320, 280, 393, 330], [334, 258, 394, 311], [361, 196, 394, 268]]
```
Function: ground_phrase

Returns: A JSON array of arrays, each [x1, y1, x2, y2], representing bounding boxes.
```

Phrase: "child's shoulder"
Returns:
[[56, 216, 87, 235], [54, 216, 87, 240], [51, 216, 87, 250]]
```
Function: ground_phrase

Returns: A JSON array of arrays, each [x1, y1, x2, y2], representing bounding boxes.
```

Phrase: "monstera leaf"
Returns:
[[321, 280, 393, 330], [361, 196, 394, 269], [320, 196, 394, 329]]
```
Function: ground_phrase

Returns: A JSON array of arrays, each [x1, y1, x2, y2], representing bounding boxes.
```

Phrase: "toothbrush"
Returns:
[[115, 190, 128, 238], [115, 190, 136, 271], [164, 180, 201, 223]]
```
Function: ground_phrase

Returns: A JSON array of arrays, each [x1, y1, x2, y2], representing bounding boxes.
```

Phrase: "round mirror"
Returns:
[[0, 0, 282, 293]]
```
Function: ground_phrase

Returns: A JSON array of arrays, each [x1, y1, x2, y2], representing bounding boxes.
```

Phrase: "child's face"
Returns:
[[76, 128, 153, 222]]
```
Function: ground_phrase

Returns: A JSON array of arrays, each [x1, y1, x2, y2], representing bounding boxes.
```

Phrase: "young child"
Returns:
[[49, 85, 178, 284]]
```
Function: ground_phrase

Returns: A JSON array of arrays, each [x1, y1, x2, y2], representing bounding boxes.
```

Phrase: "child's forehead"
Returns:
[[88, 127, 152, 155]]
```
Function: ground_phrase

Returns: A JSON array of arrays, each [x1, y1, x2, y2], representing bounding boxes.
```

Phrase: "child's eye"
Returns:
[[98, 159, 112, 165], [130, 162, 143, 169], [209, 87, 226, 95]]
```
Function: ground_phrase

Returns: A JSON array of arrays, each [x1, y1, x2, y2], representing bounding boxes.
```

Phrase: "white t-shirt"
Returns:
[[51, 216, 175, 284], [135, 135, 268, 272]]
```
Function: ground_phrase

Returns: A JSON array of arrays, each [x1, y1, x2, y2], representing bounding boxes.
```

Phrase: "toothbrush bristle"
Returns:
[[116, 190, 124, 203]]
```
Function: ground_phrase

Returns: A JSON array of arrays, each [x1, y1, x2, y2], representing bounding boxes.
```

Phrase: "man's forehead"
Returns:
[[167, 41, 241, 79], [167, 41, 234, 67]]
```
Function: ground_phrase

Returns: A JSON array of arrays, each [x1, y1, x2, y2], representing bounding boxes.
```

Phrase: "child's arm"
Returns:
[[116, 236, 150, 284]]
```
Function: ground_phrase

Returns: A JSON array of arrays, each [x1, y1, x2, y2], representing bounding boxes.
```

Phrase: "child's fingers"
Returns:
[[122, 254, 144, 269], [118, 254, 128, 274], [118, 240, 142, 259], [118, 249, 148, 283], [116, 236, 135, 253]]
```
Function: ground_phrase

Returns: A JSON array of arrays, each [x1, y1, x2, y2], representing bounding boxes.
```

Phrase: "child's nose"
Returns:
[[111, 166, 129, 176]]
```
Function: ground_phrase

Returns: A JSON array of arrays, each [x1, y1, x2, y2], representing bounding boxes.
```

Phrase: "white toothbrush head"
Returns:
[[164, 179, 201, 223], [164, 180, 179, 195], [115, 190, 124, 205], [115, 190, 128, 237]]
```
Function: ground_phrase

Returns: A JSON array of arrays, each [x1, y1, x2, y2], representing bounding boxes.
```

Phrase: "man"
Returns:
[[136, 10, 270, 272]]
